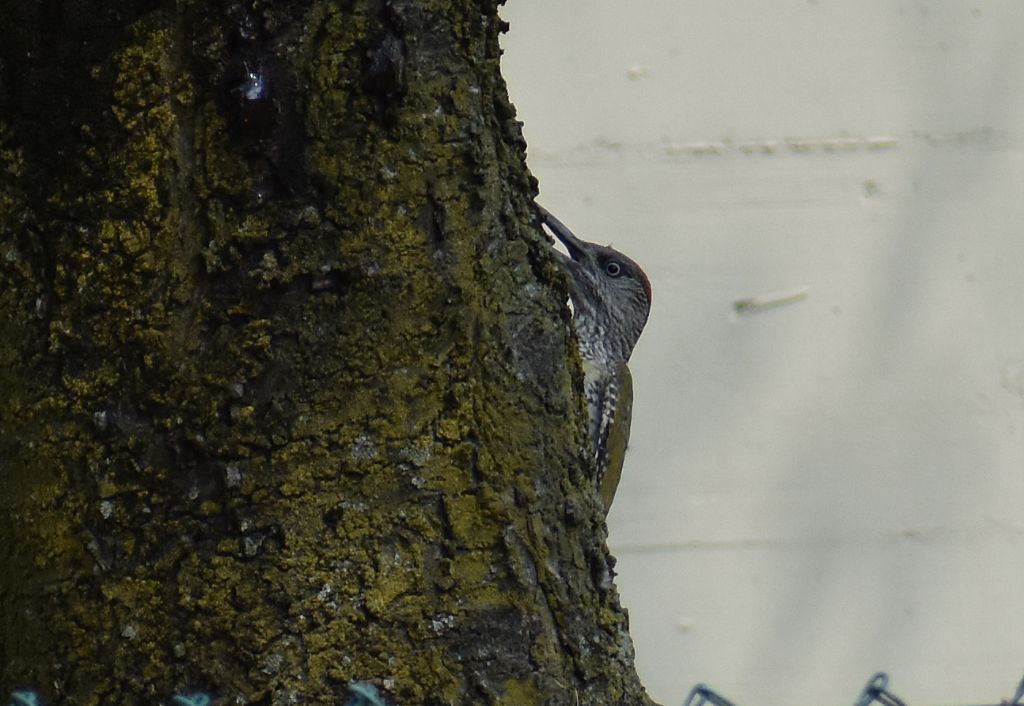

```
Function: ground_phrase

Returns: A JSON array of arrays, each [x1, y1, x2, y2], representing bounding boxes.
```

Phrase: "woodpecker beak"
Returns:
[[538, 206, 588, 264]]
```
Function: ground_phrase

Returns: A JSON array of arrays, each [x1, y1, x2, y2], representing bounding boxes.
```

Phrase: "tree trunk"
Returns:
[[0, 2, 654, 704]]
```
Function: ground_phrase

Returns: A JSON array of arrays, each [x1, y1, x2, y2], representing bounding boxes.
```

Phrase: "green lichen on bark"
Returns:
[[0, 1, 655, 705]]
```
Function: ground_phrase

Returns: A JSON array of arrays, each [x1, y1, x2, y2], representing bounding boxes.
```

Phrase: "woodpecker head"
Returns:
[[539, 206, 652, 367]]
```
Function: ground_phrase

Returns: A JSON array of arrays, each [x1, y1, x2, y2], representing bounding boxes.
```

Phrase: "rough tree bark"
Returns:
[[0, 2, 655, 705]]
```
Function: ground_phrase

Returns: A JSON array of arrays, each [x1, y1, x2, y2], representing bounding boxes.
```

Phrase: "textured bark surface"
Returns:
[[0, 2, 654, 705]]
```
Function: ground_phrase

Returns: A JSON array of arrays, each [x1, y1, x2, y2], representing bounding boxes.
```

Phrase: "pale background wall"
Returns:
[[499, 3, 1024, 706]]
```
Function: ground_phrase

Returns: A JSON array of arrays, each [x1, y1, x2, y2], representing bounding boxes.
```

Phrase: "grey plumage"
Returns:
[[540, 206, 652, 511]]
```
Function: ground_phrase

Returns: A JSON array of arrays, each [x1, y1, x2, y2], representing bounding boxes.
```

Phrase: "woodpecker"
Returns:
[[539, 206, 652, 512]]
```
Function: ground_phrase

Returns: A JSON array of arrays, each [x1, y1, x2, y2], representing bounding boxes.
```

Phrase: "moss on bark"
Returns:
[[0, 2, 655, 705]]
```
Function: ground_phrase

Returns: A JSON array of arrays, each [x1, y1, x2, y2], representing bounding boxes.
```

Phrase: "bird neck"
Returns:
[[572, 311, 632, 367]]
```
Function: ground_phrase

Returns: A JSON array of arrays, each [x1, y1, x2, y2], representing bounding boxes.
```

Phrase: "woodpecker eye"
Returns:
[[604, 261, 623, 277]]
